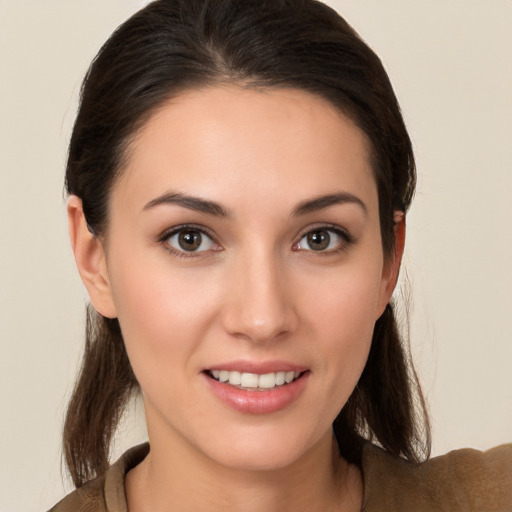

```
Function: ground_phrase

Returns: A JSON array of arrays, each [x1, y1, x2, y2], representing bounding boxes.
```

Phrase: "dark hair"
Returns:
[[64, 0, 430, 488]]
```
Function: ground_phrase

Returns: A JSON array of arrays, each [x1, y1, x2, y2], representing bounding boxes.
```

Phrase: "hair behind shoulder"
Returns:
[[64, 0, 429, 487]]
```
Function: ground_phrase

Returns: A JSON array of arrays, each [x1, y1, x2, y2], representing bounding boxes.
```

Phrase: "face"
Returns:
[[80, 86, 398, 471]]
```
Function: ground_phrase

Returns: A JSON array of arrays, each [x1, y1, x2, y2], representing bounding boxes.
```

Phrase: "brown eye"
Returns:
[[306, 230, 330, 251], [178, 230, 203, 251], [294, 227, 351, 253], [165, 228, 216, 253]]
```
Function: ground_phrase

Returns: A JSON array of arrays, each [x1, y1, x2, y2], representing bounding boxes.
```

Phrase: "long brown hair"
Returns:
[[64, 0, 430, 488]]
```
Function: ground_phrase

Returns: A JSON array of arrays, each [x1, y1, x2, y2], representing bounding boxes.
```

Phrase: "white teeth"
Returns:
[[228, 371, 241, 385], [240, 372, 259, 388], [209, 369, 302, 389], [258, 373, 277, 389], [275, 371, 286, 386]]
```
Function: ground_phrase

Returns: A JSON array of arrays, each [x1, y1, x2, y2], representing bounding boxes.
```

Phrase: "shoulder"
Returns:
[[48, 443, 149, 512], [47, 475, 107, 512], [362, 443, 512, 512]]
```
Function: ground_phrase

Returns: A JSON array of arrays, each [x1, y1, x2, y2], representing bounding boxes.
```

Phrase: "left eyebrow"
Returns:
[[292, 192, 367, 217]]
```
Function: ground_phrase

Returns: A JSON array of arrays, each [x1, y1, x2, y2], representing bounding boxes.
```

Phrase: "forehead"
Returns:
[[114, 86, 377, 215]]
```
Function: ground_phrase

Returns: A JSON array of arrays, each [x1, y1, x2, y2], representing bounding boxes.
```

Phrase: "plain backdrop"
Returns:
[[1, 1, 511, 510]]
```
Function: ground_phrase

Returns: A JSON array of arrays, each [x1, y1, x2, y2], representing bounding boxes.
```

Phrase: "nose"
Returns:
[[220, 249, 298, 344]]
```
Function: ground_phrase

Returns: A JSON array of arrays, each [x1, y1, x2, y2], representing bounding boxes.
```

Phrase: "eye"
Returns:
[[294, 227, 352, 253], [164, 227, 217, 254]]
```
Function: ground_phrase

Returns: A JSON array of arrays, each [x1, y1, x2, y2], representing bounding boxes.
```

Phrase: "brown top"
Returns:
[[49, 442, 512, 512]]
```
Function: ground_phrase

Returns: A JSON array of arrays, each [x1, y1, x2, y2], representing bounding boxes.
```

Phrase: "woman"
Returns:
[[50, 0, 511, 510]]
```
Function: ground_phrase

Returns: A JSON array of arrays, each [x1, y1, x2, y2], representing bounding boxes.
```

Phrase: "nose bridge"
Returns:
[[222, 244, 296, 343]]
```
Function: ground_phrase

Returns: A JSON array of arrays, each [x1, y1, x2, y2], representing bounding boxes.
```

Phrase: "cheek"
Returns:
[[106, 250, 223, 380], [304, 257, 383, 338], [301, 262, 382, 401]]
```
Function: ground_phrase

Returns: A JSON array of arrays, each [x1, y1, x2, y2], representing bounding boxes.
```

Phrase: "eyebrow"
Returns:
[[143, 190, 366, 218], [292, 192, 367, 216], [143, 192, 229, 217]]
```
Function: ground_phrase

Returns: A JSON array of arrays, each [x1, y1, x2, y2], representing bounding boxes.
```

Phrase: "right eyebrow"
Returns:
[[143, 192, 229, 217]]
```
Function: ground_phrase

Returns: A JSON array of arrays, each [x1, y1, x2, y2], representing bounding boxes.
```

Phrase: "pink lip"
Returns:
[[203, 369, 310, 415]]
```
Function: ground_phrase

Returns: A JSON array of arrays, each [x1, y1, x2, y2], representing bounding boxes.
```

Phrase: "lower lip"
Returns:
[[204, 372, 310, 414]]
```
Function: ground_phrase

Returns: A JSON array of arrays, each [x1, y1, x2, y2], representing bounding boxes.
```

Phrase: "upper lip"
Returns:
[[203, 360, 309, 374]]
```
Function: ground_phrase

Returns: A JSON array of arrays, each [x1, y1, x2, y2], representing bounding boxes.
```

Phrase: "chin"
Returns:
[[198, 424, 330, 473]]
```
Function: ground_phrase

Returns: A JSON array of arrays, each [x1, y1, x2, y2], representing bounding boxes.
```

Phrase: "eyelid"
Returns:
[[296, 223, 354, 241], [157, 223, 215, 241]]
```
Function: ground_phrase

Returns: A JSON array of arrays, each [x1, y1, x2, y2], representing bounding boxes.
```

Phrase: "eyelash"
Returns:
[[157, 223, 356, 258]]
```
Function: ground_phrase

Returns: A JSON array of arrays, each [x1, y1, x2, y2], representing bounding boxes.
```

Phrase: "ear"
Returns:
[[67, 195, 117, 318], [376, 211, 406, 318]]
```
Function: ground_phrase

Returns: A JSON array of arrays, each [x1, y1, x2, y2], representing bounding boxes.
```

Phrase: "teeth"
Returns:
[[258, 373, 276, 389], [228, 371, 241, 385], [240, 373, 259, 388], [275, 371, 286, 385], [209, 369, 302, 389]]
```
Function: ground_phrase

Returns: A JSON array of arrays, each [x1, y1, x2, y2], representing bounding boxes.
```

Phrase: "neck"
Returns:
[[126, 430, 363, 512]]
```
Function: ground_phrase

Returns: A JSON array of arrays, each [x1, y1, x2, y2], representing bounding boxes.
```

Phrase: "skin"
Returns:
[[68, 86, 405, 511]]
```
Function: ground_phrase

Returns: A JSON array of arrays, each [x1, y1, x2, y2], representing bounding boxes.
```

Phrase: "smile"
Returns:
[[208, 370, 302, 390], [204, 367, 310, 414]]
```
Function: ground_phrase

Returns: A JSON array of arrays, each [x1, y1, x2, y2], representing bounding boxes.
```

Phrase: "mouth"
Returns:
[[206, 369, 306, 391], [203, 365, 310, 414]]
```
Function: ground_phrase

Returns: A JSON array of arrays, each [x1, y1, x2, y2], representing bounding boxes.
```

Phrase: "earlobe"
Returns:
[[376, 211, 406, 318], [67, 195, 117, 318]]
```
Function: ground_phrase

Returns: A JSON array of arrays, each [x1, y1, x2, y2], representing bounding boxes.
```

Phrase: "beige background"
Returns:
[[1, 1, 510, 510]]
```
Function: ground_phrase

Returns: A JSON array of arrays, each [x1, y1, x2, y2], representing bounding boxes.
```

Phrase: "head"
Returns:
[[64, 0, 428, 487]]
